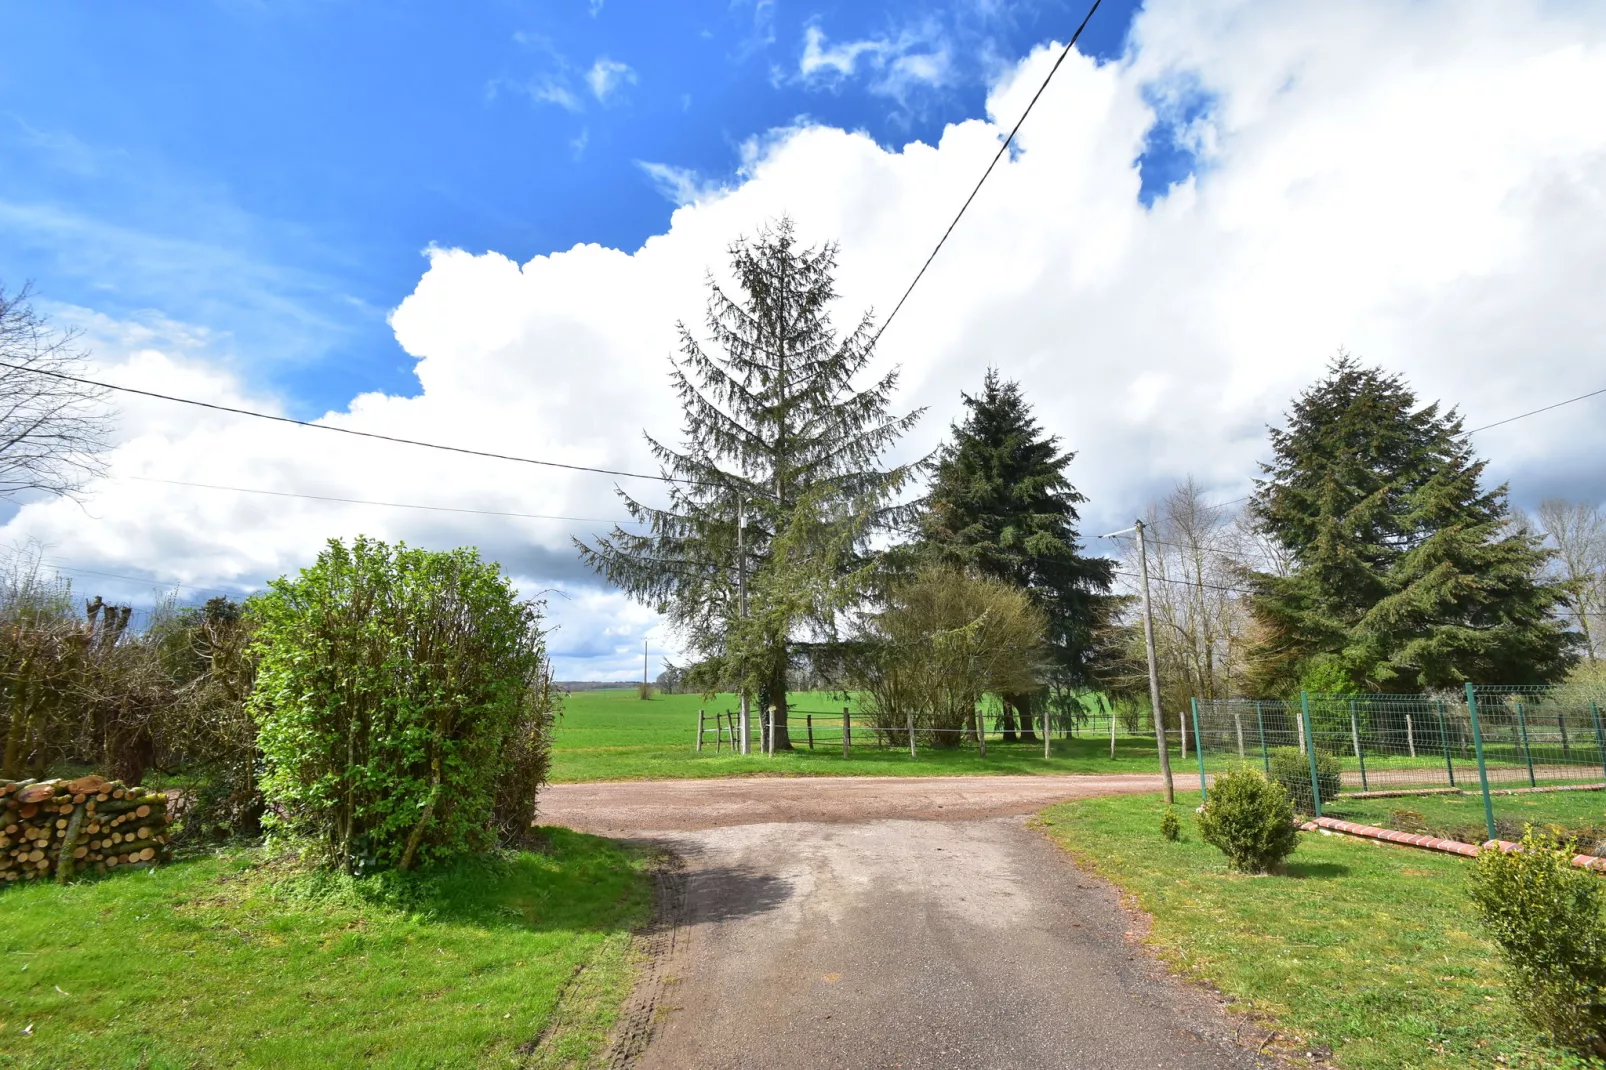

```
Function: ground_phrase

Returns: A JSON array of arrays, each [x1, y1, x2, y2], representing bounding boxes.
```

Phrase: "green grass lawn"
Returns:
[[549, 688, 1169, 782], [1040, 792, 1593, 1070], [1324, 788, 1606, 847], [0, 828, 652, 1069]]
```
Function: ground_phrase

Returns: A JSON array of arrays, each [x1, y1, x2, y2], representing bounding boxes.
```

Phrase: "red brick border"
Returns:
[[1299, 817, 1606, 872]]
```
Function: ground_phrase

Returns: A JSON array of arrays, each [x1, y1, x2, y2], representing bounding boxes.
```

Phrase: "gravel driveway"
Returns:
[[540, 775, 1266, 1070]]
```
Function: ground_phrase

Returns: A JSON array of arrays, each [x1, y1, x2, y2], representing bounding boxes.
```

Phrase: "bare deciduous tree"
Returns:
[[1533, 498, 1606, 662], [0, 282, 114, 500]]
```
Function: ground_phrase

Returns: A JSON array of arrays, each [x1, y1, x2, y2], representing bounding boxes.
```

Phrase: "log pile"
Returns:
[[0, 775, 170, 884]]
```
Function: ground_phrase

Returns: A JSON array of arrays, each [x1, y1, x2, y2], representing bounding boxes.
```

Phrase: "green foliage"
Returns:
[[577, 218, 922, 750], [850, 567, 1046, 747], [1469, 829, 1606, 1057], [1267, 746, 1340, 814], [250, 537, 557, 873], [1248, 355, 1576, 692], [918, 370, 1116, 692], [1196, 767, 1299, 873], [1160, 807, 1180, 841]]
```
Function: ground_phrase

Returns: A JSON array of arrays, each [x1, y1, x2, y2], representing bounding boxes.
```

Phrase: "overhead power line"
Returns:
[[1109, 566, 1258, 597], [122, 475, 647, 525], [1466, 386, 1606, 434], [42, 560, 243, 598], [0, 359, 701, 486], [872, 0, 1104, 345]]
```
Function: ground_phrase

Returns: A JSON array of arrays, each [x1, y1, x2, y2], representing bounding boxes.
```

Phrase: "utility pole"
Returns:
[[737, 494, 750, 755], [642, 639, 648, 694], [1135, 520, 1175, 803]]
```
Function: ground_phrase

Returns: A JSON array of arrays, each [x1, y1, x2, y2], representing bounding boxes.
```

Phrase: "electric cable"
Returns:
[[871, 0, 1103, 345], [0, 359, 708, 486]]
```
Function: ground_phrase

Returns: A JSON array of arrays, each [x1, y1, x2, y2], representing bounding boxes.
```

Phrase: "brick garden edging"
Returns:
[[1299, 816, 1606, 873]]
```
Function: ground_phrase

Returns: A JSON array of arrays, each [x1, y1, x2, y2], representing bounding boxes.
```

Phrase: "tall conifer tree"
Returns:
[[577, 220, 922, 749], [1248, 356, 1575, 691], [920, 370, 1114, 737]]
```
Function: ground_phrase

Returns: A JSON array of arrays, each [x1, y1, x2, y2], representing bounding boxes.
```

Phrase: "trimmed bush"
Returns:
[[1268, 746, 1341, 814], [1196, 767, 1299, 873], [1160, 808, 1180, 842], [250, 537, 557, 874], [1469, 829, 1606, 1057]]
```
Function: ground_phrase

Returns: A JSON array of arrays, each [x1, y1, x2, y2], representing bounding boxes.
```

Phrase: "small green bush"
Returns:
[[1469, 829, 1606, 1057], [251, 537, 557, 874], [1160, 808, 1180, 842], [1267, 746, 1341, 814], [1196, 767, 1299, 873]]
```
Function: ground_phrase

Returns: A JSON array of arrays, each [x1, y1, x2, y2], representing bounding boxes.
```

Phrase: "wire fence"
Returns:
[[692, 705, 1156, 758], [1191, 684, 1606, 842]]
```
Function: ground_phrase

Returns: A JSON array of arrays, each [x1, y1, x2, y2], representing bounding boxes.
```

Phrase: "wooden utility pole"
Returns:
[[1136, 520, 1175, 803]]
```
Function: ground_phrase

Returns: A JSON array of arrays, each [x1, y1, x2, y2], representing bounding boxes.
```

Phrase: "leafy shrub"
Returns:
[[1160, 808, 1180, 842], [1469, 829, 1606, 1057], [1267, 746, 1341, 814], [1196, 767, 1299, 873], [250, 537, 558, 873]]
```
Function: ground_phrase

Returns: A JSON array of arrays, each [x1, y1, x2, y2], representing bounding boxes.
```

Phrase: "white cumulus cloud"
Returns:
[[586, 57, 637, 103], [5, 0, 1605, 679]]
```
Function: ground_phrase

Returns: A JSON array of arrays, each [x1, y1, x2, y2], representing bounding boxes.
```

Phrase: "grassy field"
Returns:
[[1041, 792, 1591, 1069], [0, 828, 652, 1069], [1325, 788, 1606, 847], [549, 688, 1169, 782]]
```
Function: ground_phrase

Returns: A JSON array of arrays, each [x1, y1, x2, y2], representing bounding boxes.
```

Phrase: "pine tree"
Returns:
[[919, 370, 1114, 738], [1248, 356, 1576, 691], [577, 219, 922, 749]]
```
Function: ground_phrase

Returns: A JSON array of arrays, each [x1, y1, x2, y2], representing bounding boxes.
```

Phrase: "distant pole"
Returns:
[[1044, 703, 1051, 760], [642, 639, 648, 695], [1109, 706, 1117, 760], [1136, 520, 1174, 803]]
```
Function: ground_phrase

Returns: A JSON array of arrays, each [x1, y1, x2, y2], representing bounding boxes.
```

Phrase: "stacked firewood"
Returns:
[[0, 775, 170, 884]]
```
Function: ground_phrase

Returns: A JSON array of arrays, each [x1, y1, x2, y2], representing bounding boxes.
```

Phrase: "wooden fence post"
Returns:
[[908, 709, 917, 758], [767, 706, 776, 757], [842, 707, 851, 758], [1109, 709, 1116, 759], [807, 713, 814, 749], [696, 709, 704, 752], [1179, 709, 1187, 761]]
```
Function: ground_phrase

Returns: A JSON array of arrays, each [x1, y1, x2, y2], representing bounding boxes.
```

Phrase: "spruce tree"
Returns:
[[919, 370, 1114, 737], [577, 219, 922, 749], [1248, 356, 1575, 691]]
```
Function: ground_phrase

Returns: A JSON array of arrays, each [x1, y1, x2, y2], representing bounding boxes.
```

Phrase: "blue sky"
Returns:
[[0, 0, 1146, 416]]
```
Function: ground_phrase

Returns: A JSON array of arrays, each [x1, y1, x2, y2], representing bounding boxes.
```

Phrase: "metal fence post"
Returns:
[[1191, 699, 1208, 801], [767, 706, 776, 757], [1349, 700, 1368, 793], [1044, 704, 1052, 760], [1255, 700, 1269, 773], [907, 708, 916, 758], [1109, 706, 1117, 759], [1436, 700, 1455, 787], [1465, 683, 1497, 843], [1300, 691, 1323, 818], [843, 707, 851, 758], [1515, 701, 1536, 787], [1592, 701, 1606, 780]]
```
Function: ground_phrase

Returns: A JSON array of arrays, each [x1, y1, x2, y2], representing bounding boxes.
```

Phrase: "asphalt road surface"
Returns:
[[541, 776, 1265, 1070]]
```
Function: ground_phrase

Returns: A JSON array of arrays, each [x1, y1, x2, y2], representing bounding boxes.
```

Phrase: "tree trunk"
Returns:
[[999, 699, 1019, 743], [1012, 694, 1040, 744]]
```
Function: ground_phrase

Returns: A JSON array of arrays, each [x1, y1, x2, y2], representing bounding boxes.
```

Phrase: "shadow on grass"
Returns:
[[249, 825, 653, 935], [1283, 860, 1351, 880]]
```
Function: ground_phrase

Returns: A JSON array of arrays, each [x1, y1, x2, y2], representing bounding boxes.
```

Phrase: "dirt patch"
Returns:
[[539, 772, 1170, 834]]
